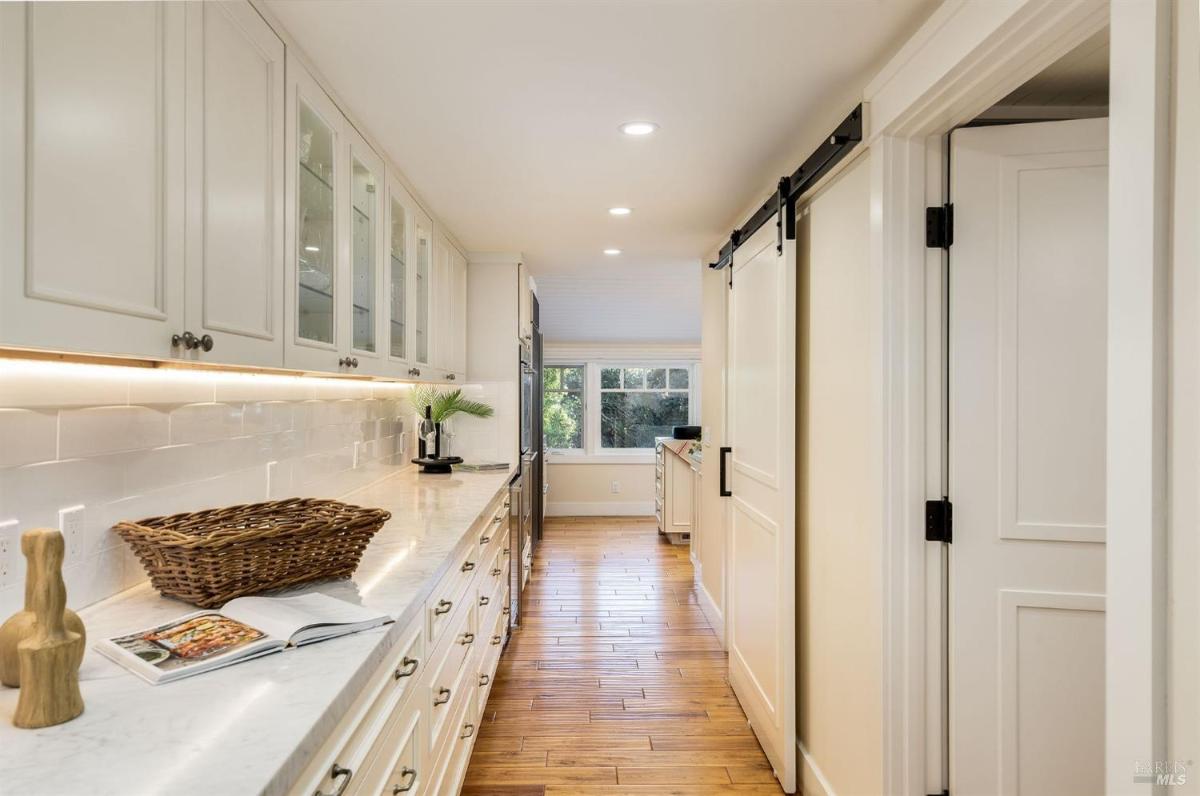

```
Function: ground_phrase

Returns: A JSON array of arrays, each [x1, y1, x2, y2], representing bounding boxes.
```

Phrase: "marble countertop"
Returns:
[[0, 465, 515, 796]]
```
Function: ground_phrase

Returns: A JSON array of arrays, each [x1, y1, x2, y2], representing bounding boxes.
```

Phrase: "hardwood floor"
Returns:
[[462, 516, 784, 795]]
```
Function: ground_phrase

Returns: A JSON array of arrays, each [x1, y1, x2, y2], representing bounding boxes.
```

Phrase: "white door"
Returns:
[[0, 1, 186, 359], [949, 118, 1108, 796], [183, 0, 284, 367], [726, 220, 797, 792]]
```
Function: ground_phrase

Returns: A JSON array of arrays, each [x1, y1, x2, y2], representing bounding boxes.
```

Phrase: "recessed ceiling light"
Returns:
[[620, 121, 658, 136], [603, 248, 622, 256], [608, 207, 632, 216], [304, 245, 320, 252]]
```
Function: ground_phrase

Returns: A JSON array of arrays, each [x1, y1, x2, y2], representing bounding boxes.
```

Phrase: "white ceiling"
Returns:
[[266, 0, 935, 342]]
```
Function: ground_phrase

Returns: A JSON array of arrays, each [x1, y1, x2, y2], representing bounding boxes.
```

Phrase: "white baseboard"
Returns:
[[545, 501, 654, 517], [695, 574, 725, 645], [799, 740, 837, 796]]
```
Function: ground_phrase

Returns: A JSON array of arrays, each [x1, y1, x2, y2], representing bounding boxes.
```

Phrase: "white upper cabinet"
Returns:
[[343, 123, 387, 375], [0, 1, 186, 359], [284, 52, 345, 372], [183, 1, 284, 366], [1, 0, 469, 381]]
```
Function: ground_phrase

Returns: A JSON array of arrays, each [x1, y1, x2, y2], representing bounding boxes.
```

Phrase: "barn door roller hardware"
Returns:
[[709, 103, 863, 271]]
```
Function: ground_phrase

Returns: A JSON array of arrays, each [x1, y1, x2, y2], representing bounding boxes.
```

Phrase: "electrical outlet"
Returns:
[[0, 519, 18, 589], [610, 480, 621, 494], [58, 505, 85, 564]]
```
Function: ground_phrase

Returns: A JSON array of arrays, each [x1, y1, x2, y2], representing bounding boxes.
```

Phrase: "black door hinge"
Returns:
[[926, 204, 953, 249], [925, 498, 952, 543]]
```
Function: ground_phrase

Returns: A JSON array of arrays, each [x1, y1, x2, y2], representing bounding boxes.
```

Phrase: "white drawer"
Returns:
[[426, 542, 478, 647], [426, 603, 478, 753], [357, 697, 424, 796], [291, 615, 422, 796], [429, 683, 480, 796]]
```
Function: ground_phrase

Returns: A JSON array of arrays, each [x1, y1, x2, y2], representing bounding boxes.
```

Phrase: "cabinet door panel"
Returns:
[[344, 124, 385, 373], [283, 53, 344, 372], [1, 1, 185, 357], [412, 210, 433, 370], [185, 0, 284, 366], [386, 175, 414, 371]]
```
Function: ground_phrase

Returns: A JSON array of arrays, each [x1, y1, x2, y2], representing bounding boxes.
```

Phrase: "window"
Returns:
[[543, 365, 584, 450], [599, 367, 690, 450]]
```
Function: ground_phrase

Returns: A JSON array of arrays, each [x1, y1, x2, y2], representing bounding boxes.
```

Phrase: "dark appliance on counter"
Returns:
[[672, 425, 701, 440]]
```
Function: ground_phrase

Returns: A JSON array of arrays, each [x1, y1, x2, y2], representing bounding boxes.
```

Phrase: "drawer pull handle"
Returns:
[[434, 599, 453, 615], [503, 548, 510, 556], [434, 687, 451, 706], [315, 763, 352, 796], [392, 767, 417, 794], [393, 657, 418, 680], [491, 634, 502, 645], [460, 632, 475, 645], [491, 567, 502, 576], [501, 607, 510, 615], [479, 673, 490, 686], [480, 535, 491, 544], [492, 515, 504, 525], [462, 561, 476, 572], [479, 596, 490, 606], [460, 723, 476, 739]]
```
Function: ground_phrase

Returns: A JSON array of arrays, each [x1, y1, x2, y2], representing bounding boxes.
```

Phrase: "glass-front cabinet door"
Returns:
[[386, 175, 413, 373], [413, 209, 434, 372], [285, 54, 345, 371], [344, 125, 385, 374]]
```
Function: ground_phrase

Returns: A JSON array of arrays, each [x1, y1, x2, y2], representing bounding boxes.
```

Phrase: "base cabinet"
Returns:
[[290, 487, 510, 796]]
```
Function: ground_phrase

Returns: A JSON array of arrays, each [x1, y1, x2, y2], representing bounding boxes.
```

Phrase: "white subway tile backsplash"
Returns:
[[0, 408, 57, 467], [59, 405, 169, 458], [169, 402, 245, 444], [0, 358, 428, 615]]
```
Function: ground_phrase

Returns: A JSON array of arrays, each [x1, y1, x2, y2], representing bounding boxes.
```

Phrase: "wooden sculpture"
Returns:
[[0, 529, 85, 688], [11, 529, 85, 728]]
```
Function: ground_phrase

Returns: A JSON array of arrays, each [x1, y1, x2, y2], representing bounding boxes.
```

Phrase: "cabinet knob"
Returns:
[[197, 334, 214, 352], [351, 357, 359, 368], [448, 373, 456, 380], [392, 768, 417, 794], [339, 357, 349, 367], [408, 367, 421, 377], [171, 331, 195, 349]]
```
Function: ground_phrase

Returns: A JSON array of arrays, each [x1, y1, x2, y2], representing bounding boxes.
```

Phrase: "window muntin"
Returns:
[[599, 366, 690, 450]]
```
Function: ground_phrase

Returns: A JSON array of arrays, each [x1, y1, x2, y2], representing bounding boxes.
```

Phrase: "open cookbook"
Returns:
[[96, 593, 391, 685]]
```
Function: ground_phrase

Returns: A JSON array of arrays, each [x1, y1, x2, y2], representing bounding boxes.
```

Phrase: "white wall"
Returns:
[[796, 155, 882, 796], [0, 358, 415, 621], [545, 462, 655, 516]]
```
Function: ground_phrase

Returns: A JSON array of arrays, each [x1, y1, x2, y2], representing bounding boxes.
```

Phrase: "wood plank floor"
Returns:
[[462, 516, 784, 795]]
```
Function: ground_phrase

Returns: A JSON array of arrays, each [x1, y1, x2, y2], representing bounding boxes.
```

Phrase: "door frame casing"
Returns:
[[859, 0, 1171, 793]]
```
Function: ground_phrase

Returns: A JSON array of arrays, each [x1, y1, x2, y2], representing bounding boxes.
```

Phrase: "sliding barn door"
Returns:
[[949, 118, 1108, 796], [726, 220, 797, 792]]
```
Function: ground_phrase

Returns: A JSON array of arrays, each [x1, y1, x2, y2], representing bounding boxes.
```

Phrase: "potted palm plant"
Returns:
[[409, 386, 494, 473]]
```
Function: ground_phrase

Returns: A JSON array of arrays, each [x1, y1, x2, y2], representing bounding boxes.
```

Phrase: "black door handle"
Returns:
[[719, 447, 732, 497]]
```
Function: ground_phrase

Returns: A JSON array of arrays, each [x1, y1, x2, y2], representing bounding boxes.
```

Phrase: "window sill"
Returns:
[[545, 452, 656, 465]]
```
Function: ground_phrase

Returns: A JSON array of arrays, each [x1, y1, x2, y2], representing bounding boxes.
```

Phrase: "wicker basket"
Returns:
[[113, 498, 392, 608]]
